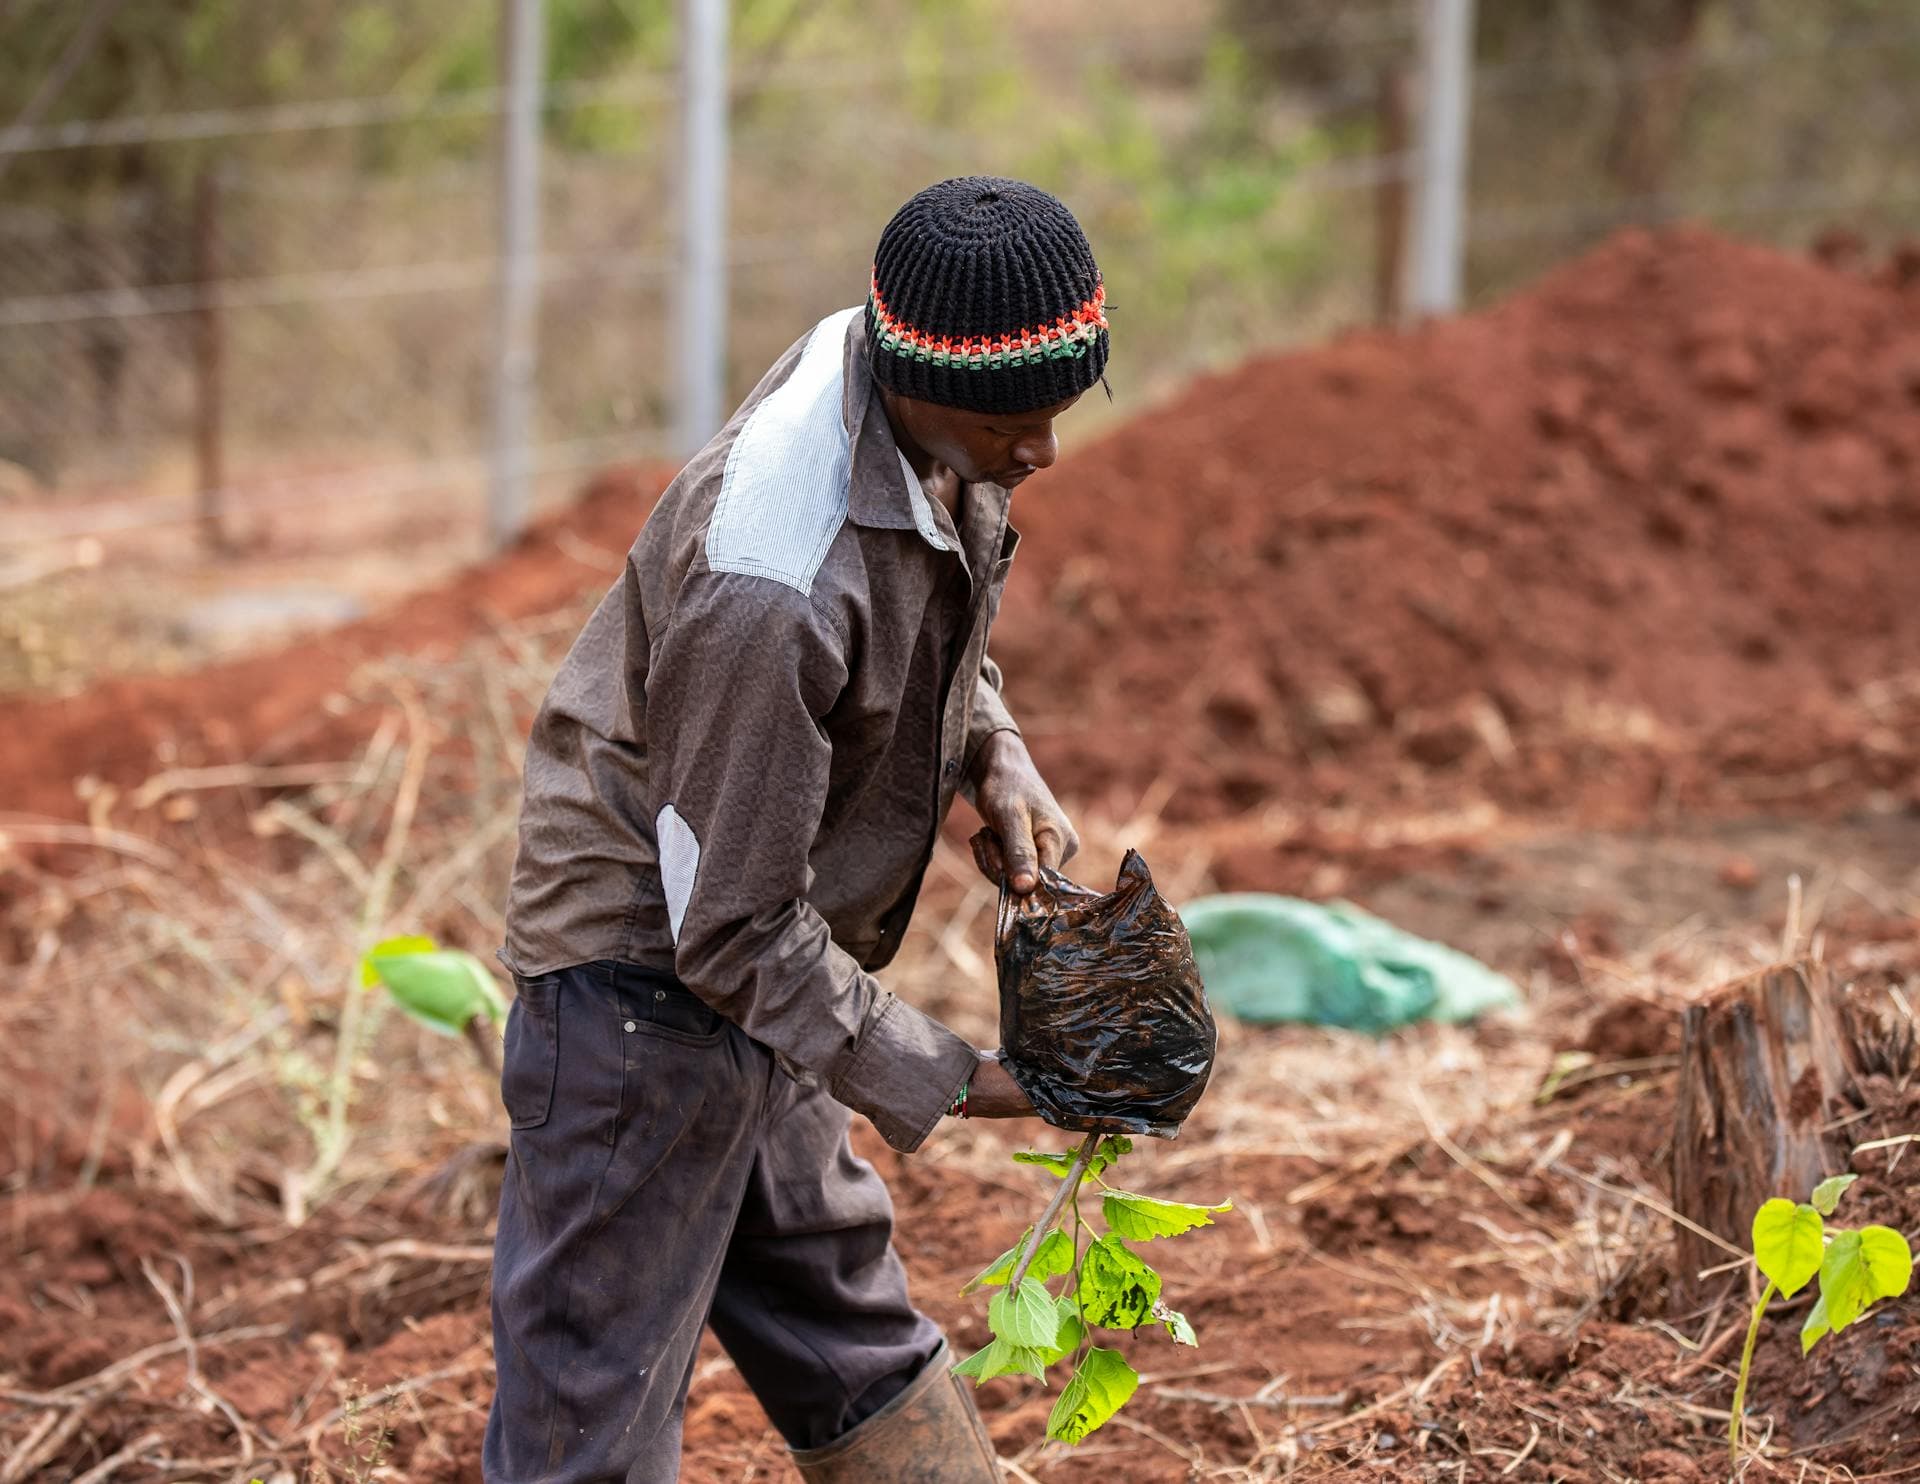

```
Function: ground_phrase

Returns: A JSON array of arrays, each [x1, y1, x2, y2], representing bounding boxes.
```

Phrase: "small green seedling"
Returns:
[[956, 1131, 1230, 1445], [359, 935, 506, 1068], [1731, 1173, 1914, 1461]]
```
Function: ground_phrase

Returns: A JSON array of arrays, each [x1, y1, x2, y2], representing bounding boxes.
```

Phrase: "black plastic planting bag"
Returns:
[[992, 847, 1216, 1138]]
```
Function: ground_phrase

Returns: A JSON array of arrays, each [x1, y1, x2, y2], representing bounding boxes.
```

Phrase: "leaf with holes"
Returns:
[[1078, 1235, 1161, 1330], [1152, 1300, 1197, 1347], [961, 1133, 1232, 1446]]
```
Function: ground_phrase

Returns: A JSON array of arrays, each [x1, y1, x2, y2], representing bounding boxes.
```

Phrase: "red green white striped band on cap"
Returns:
[[867, 271, 1107, 372]]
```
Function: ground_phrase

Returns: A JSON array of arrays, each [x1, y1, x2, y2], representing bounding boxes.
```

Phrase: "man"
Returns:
[[487, 177, 1107, 1482]]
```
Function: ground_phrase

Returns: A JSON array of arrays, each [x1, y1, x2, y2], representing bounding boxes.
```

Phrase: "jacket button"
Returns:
[[944, 759, 959, 777]]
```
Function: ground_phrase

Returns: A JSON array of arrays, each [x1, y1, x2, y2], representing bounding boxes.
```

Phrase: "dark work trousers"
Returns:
[[484, 960, 944, 1483]]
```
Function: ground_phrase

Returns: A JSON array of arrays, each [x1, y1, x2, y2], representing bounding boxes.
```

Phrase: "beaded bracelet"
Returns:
[[947, 1076, 971, 1118]]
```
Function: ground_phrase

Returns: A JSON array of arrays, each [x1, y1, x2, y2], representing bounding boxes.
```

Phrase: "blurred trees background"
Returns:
[[1, 0, 1916, 490]]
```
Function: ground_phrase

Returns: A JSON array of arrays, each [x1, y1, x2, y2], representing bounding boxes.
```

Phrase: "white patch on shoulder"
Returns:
[[707, 307, 861, 595], [656, 803, 701, 943]]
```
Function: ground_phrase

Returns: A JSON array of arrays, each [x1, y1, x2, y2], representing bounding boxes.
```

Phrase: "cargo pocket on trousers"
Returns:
[[502, 973, 560, 1129]]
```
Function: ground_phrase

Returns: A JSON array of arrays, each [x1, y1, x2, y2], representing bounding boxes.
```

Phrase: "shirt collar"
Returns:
[[841, 309, 997, 552]]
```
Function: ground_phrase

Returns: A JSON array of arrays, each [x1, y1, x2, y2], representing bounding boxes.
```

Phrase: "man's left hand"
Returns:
[[968, 731, 1079, 894]]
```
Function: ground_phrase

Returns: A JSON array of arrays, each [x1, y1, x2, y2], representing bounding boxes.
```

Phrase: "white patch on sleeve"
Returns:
[[656, 804, 701, 943], [706, 306, 861, 595]]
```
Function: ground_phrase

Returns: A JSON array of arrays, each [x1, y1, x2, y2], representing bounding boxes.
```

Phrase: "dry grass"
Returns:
[[0, 604, 582, 1225], [4, 610, 1916, 1480]]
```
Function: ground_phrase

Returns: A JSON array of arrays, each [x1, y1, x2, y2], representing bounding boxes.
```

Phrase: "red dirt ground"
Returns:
[[7, 227, 1920, 1480], [7, 1001, 1919, 1481]]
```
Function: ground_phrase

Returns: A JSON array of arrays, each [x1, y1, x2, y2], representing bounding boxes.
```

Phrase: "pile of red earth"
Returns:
[[993, 225, 1920, 839], [6, 225, 1920, 851]]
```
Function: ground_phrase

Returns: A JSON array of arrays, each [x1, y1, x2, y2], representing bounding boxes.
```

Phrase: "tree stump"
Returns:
[[1671, 961, 1867, 1298]]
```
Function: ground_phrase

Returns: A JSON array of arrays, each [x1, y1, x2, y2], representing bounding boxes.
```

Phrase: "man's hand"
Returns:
[[969, 731, 1080, 895], [965, 1053, 1037, 1119]]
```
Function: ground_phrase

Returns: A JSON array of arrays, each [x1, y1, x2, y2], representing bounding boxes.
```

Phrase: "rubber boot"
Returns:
[[789, 1342, 1001, 1482]]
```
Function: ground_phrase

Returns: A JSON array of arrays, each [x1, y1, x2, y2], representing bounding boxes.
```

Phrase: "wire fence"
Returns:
[[2, 0, 1918, 554]]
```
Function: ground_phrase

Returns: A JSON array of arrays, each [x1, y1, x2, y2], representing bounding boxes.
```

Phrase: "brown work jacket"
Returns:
[[502, 307, 1021, 1152]]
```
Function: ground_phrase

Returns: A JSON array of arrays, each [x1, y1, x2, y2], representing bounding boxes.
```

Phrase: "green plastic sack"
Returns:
[[1177, 894, 1520, 1033]]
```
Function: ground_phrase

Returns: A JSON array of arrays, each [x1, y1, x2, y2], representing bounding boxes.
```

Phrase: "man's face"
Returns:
[[883, 391, 1083, 490]]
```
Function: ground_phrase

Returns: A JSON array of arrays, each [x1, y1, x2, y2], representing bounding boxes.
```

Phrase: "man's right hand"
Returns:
[[965, 1054, 1038, 1120]]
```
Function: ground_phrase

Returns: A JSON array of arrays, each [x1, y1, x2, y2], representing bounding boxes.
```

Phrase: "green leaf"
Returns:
[[1026, 1230, 1075, 1284], [1040, 1296, 1085, 1365], [359, 934, 437, 987], [1045, 1348, 1139, 1444], [1078, 1236, 1162, 1330], [1861, 1227, 1916, 1295], [1012, 1137, 1133, 1180], [1751, 1199, 1824, 1297], [363, 948, 507, 1035], [963, 1238, 1022, 1296], [952, 1336, 1050, 1385], [989, 1278, 1061, 1348], [1102, 1190, 1233, 1243], [962, 1228, 1072, 1295], [1801, 1291, 1832, 1355], [1810, 1174, 1860, 1217], [1152, 1300, 1197, 1346], [1013, 1150, 1080, 1177], [1819, 1225, 1914, 1334]]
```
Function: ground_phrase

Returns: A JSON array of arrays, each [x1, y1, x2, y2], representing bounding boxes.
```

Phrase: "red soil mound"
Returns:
[[993, 225, 1920, 831]]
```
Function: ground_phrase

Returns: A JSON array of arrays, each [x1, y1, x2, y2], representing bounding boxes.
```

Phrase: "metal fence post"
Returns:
[[1374, 66, 1412, 327], [489, 0, 545, 550], [192, 162, 231, 554], [1409, 0, 1475, 316], [675, 0, 729, 460]]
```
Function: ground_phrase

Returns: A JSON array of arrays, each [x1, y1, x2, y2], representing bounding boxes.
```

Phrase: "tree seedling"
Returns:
[[359, 934, 506, 1071], [1731, 1173, 1914, 1461], [955, 1130, 1230, 1444]]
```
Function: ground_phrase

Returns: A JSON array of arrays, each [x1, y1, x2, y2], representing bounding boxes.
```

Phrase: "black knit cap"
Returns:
[[866, 176, 1108, 415]]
